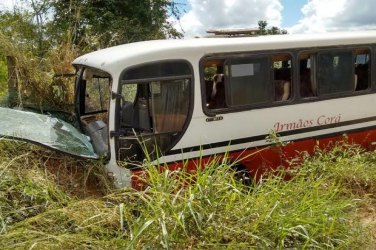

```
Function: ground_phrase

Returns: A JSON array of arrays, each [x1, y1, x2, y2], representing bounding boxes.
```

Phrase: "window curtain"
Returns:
[[151, 80, 190, 133]]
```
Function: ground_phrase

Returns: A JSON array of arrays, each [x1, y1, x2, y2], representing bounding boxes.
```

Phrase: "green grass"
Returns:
[[0, 140, 375, 249]]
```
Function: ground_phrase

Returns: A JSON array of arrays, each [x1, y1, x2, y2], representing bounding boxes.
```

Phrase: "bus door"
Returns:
[[111, 60, 193, 167], [75, 67, 111, 158]]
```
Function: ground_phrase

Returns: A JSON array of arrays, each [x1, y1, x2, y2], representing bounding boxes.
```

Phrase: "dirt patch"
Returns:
[[358, 200, 376, 249], [38, 151, 110, 198]]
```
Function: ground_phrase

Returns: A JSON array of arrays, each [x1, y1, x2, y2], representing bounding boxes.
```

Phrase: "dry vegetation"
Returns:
[[0, 33, 77, 111], [0, 140, 375, 249]]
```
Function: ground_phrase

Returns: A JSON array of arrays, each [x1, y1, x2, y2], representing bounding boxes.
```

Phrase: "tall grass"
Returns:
[[0, 141, 111, 234], [0, 33, 77, 111], [107, 156, 365, 249], [0, 140, 375, 249], [0, 141, 71, 235]]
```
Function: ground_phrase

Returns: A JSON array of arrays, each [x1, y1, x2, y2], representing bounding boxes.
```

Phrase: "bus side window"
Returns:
[[120, 83, 151, 132], [354, 48, 371, 91], [273, 54, 292, 101], [299, 53, 316, 98], [83, 69, 110, 114], [204, 62, 227, 109], [121, 84, 137, 128], [318, 51, 354, 95], [118, 60, 193, 162], [226, 57, 270, 106]]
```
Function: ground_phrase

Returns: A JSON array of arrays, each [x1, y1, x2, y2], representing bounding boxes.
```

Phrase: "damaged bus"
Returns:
[[1, 31, 376, 188]]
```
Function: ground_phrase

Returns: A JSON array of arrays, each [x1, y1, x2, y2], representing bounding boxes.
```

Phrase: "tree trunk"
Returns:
[[6, 56, 18, 106]]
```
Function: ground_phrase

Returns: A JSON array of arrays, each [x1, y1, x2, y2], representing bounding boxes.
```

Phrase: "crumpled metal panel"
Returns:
[[0, 107, 98, 159]]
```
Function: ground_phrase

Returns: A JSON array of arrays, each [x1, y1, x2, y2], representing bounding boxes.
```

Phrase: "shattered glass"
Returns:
[[0, 107, 98, 159]]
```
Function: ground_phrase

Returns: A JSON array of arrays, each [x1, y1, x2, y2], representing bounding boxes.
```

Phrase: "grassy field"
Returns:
[[0, 140, 375, 249]]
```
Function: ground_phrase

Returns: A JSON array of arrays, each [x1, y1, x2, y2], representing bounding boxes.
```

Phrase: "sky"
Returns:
[[2, 0, 376, 38], [173, 0, 376, 37]]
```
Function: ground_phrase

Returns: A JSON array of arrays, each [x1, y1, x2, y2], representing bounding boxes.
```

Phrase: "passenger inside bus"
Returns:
[[274, 80, 290, 101], [273, 69, 290, 101], [273, 56, 291, 101], [299, 58, 315, 98], [210, 65, 226, 108], [354, 49, 370, 91], [205, 62, 227, 109], [355, 64, 369, 91]]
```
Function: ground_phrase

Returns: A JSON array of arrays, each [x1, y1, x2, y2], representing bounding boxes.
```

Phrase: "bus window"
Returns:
[[76, 67, 111, 157], [203, 60, 227, 109], [83, 68, 110, 114], [203, 54, 292, 110], [299, 53, 316, 98], [354, 48, 371, 91], [273, 54, 292, 101], [226, 57, 271, 106], [122, 83, 137, 103], [117, 61, 192, 162], [318, 50, 353, 95], [151, 80, 190, 134]]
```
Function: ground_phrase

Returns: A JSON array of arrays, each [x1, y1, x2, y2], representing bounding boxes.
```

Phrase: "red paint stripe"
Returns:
[[131, 128, 376, 189]]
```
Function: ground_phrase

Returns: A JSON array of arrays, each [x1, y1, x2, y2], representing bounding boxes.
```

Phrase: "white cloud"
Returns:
[[289, 0, 376, 34], [0, 0, 17, 11], [175, 0, 283, 38], [0, 0, 30, 12]]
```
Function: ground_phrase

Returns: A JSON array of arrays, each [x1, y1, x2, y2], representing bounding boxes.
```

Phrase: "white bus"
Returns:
[[1, 31, 376, 188]]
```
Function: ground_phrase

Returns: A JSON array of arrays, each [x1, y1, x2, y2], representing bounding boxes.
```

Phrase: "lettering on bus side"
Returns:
[[273, 114, 342, 132], [316, 114, 342, 126]]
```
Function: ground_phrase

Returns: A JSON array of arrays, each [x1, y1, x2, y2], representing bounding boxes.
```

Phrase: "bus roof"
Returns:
[[73, 31, 376, 74]]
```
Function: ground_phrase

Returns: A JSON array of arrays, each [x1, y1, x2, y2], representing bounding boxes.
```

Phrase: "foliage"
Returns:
[[0, 141, 111, 235], [0, 0, 182, 110], [0, 6, 41, 105], [0, 59, 7, 100], [0, 140, 375, 248], [258, 20, 288, 35], [0, 142, 71, 234], [0, 10, 39, 53], [1, 0, 181, 54], [296, 142, 376, 196], [50, 0, 182, 51], [0, 32, 77, 111]]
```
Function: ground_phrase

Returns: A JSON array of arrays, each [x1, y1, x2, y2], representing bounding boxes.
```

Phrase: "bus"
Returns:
[[1, 31, 376, 188]]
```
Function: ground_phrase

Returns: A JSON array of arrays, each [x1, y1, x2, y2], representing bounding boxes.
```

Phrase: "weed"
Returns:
[[0, 140, 375, 249]]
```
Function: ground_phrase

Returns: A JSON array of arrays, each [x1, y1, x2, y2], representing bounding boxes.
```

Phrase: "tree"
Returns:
[[50, 0, 182, 51], [258, 20, 268, 35], [258, 20, 287, 35], [0, 0, 183, 109], [268, 26, 288, 35], [1, 0, 182, 54], [0, 11, 39, 52], [28, 0, 51, 58]]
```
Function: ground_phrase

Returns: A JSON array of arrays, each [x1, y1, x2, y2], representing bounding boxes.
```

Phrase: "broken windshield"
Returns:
[[0, 107, 98, 159]]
